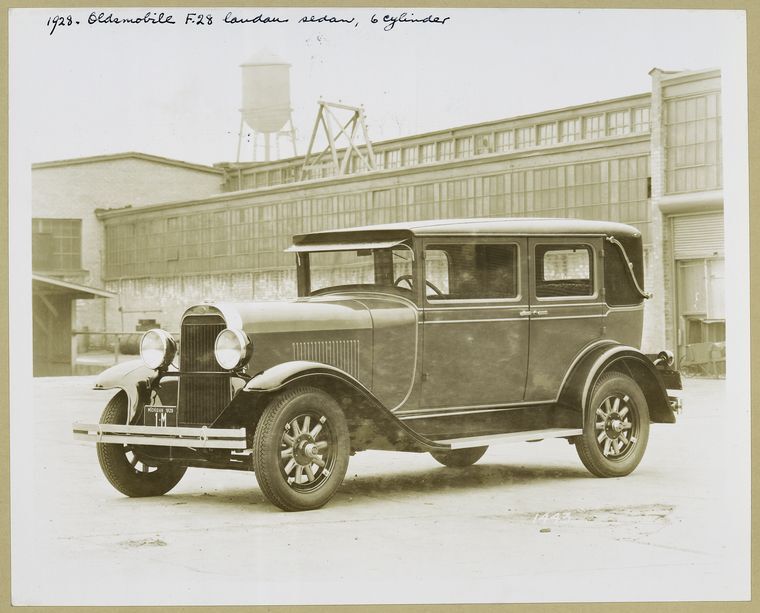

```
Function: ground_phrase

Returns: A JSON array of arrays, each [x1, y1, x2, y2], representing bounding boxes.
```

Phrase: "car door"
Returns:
[[419, 237, 529, 409], [524, 236, 605, 401]]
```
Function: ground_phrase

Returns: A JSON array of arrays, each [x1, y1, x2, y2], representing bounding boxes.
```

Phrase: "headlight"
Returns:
[[140, 329, 177, 370], [214, 328, 253, 370]]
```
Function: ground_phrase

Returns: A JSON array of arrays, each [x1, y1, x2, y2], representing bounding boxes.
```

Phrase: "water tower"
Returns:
[[237, 51, 297, 162]]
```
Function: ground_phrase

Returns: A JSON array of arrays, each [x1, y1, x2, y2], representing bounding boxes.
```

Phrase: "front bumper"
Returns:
[[72, 422, 248, 450]]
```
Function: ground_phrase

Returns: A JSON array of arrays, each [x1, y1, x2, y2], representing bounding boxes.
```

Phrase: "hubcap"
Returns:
[[279, 412, 335, 492], [594, 394, 638, 459]]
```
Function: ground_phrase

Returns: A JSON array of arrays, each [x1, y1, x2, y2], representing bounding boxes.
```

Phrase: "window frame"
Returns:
[[532, 241, 598, 302], [422, 237, 524, 305], [32, 217, 83, 273]]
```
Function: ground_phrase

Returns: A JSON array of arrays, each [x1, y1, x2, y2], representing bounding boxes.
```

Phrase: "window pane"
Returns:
[[536, 245, 593, 297], [31, 218, 82, 271], [308, 247, 413, 294], [425, 243, 519, 300]]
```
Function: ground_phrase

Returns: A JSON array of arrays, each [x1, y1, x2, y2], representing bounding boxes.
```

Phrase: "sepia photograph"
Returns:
[[7, 6, 750, 606]]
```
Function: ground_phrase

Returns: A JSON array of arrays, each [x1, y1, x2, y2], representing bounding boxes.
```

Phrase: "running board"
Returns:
[[436, 428, 583, 449]]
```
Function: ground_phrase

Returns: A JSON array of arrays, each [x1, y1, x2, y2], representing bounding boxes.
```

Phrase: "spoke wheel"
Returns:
[[575, 372, 649, 478], [279, 411, 338, 494], [96, 391, 187, 497], [253, 386, 350, 511]]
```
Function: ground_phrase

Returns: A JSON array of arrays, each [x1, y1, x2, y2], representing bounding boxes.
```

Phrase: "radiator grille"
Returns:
[[178, 314, 230, 426], [293, 340, 360, 378]]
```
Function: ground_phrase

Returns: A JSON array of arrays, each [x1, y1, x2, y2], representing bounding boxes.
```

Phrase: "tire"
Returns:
[[430, 446, 488, 467], [575, 372, 650, 478], [96, 391, 187, 497], [252, 386, 350, 511]]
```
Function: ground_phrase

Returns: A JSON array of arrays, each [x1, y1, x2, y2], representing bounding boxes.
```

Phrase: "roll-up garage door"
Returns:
[[672, 213, 724, 260]]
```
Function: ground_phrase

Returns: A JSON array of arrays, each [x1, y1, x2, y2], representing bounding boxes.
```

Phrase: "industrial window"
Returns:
[[533, 167, 563, 214], [374, 152, 385, 170], [535, 245, 593, 298], [632, 107, 650, 133], [210, 210, 229, 257], [474, 134, 493, 155], [559, 118, 580, 143], [32, 218, 82, 272], [425, 243, 519, 301], [495, 130, 514, 152], [664, 92, 722, 194], [409, 183, 436, 220], [455, 137, 473, 159], [537, 122, 558, 146], [606, 110, 631, 136], [419, 143, 436, 163], [402, 146, 418, 167], [583, 114, 604, 139], [254, 172, 268, 188], [165, 217, 180, 261], [282, 166, 297, 184], [385, 149, 401, 169], [436, 140, 454, 161], [483, 175, 509, 216], [443, 179, 474, 218], [515, 126, 535, 149]]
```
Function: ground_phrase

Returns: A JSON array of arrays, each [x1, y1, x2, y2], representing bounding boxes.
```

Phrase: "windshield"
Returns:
[[302, 246, 414, 295]]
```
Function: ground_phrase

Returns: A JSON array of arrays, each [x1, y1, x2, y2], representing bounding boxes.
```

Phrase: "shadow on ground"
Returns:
[[128, 461, 591, 512]]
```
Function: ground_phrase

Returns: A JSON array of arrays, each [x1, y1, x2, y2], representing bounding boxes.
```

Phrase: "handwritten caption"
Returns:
[[46, 11, 451, 35]]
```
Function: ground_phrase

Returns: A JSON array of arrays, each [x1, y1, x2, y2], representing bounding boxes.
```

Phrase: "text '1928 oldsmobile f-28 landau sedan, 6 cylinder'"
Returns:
[[73, 218, 683, 511]]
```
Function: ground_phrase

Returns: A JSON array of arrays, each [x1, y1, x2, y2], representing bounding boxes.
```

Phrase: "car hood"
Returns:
[[187, 297, 379, 335]]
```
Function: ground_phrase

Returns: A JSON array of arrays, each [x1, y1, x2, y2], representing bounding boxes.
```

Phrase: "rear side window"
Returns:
[[425, 243, 519, 300], [535, 245, 593, 298]]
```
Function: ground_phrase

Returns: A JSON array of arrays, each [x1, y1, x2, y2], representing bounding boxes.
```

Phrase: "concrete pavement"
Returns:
[[11, 375, 749, 605]]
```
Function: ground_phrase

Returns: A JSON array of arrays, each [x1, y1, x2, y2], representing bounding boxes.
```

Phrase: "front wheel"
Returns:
[[96, 391, 187, 497], [574, 372, 650, 477], [252, 386, 350, 511]]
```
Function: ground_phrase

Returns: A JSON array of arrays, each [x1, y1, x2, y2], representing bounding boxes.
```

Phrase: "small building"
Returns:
[[31, 152, 225, 375]]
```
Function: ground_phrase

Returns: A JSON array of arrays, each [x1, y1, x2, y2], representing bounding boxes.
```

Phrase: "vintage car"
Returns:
[[73, 218, 682, 511]]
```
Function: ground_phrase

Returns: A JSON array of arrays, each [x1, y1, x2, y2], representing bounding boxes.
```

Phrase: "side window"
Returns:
[[535, 245, 593, 298], [425, 243, 519, 300]]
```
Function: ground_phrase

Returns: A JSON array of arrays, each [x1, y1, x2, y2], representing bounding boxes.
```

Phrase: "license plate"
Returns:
[[144, 405, 178, 427]]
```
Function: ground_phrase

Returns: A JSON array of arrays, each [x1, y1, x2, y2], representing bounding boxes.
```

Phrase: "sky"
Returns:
[[10, 7, 746, 167]]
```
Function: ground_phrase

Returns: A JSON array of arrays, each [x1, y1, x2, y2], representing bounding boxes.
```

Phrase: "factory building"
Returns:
[[31, 67, 724, 376]]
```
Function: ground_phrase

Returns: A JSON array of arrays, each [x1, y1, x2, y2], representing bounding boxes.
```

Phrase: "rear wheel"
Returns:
[[96, 391, 187, 497], [430, 446, 488, 467], [575, 372, 649, 477], [252, 386, 350, 511]]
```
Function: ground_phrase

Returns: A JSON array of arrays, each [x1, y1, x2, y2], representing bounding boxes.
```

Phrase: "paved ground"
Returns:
[[12, 375, 749, 605]]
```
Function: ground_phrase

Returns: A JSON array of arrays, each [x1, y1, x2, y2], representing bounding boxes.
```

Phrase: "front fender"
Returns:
[[93, 359, 158, 421], [244, 360, 358, 392], [217, 361, 445, 453]]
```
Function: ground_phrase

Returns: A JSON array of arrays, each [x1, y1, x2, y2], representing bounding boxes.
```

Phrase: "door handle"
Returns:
[[533, 310, 549, 316], [519, 310, 532, 317]]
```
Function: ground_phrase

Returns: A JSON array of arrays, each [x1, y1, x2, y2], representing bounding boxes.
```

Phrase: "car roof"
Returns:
[[291, 217, 642, 246]]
